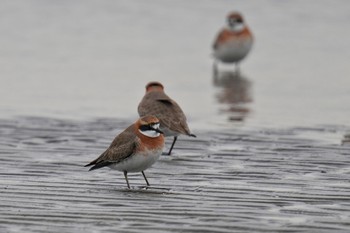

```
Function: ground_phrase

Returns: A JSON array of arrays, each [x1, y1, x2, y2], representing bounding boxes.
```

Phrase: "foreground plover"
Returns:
[[85, 116, 164, 189]]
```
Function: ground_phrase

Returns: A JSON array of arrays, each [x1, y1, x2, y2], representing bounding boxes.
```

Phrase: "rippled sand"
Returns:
[[0, 117, 349, 232]]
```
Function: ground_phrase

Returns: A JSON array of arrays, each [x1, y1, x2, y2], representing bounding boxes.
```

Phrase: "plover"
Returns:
[[213, 11, 254, 73], [138, 82, 196, 155], [85, 115, 164, 189]]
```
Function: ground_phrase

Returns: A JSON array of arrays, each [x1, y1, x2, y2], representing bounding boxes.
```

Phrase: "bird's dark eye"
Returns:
[[228, 18, 242, 25], [140, 123, 160, 131]]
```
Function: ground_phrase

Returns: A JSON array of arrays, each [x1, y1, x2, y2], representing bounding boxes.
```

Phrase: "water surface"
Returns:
[[1, 1, 350, 232], [0, 0, 349, 129]]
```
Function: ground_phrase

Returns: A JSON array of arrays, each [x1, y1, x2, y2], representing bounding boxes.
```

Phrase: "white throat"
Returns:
[[139, 130, 160, 138], [230, 23, 245, 32]]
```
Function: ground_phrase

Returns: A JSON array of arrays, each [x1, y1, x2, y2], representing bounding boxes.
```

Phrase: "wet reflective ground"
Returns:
[[1, 117, 349, 232], [1, 0, 350, 128], [1, 0, 350, 232]]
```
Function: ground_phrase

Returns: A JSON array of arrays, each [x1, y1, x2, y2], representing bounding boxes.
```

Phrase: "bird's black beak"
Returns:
[[151, 127, 164, 134]]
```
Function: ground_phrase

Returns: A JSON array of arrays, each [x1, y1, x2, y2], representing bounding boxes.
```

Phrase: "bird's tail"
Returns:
[[84, 159, 112, 171]]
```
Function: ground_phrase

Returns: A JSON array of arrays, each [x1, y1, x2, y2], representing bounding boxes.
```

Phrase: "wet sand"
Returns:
[[1, 117, 349, 232]]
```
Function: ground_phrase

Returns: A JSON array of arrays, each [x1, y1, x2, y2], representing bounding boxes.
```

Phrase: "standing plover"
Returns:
[[85, 116, 164, 189], [213, 12, 254, 73], [138, 82, 196, 155]]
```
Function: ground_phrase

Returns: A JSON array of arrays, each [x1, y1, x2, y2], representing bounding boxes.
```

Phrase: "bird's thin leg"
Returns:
[[124, 171, 130, 189], [141, 171, 150, 186], [235, 63, 241, 75], [213, 63, 219, 85], [213, 61, 219, 78], [168, 136, 178, 155]]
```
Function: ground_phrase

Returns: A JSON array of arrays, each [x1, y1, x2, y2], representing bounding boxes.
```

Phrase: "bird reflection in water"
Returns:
[[341, 133, 350, 146], [213, 69, 253, 122]]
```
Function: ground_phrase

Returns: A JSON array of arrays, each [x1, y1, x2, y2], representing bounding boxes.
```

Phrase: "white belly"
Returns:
[[214, 38, 253, 63], [108, 148, 162, 173]]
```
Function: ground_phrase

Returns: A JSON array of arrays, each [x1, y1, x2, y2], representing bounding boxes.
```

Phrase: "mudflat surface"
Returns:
[[0, 117, 349, 233]]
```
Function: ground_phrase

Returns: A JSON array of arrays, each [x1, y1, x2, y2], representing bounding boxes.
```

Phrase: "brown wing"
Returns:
[[85, 125, 138, 170], [213, 28, 253, 49], [213, 29, 234, 49], [138, 92, 192, 135]]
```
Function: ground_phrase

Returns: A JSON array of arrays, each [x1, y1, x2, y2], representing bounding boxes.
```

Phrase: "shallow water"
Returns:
[[0, 0, 349, 128], [0, 117, 350, 232], [1, 0, 350, 232]]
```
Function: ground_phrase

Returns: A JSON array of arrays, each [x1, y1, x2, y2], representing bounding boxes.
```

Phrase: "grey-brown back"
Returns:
[[138, 91, 191, 136], [85, 125, 138, 170]]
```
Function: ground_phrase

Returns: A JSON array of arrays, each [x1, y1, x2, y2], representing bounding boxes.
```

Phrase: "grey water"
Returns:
[[1, 0, 349, 129], [1, 0, 350, 232]]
